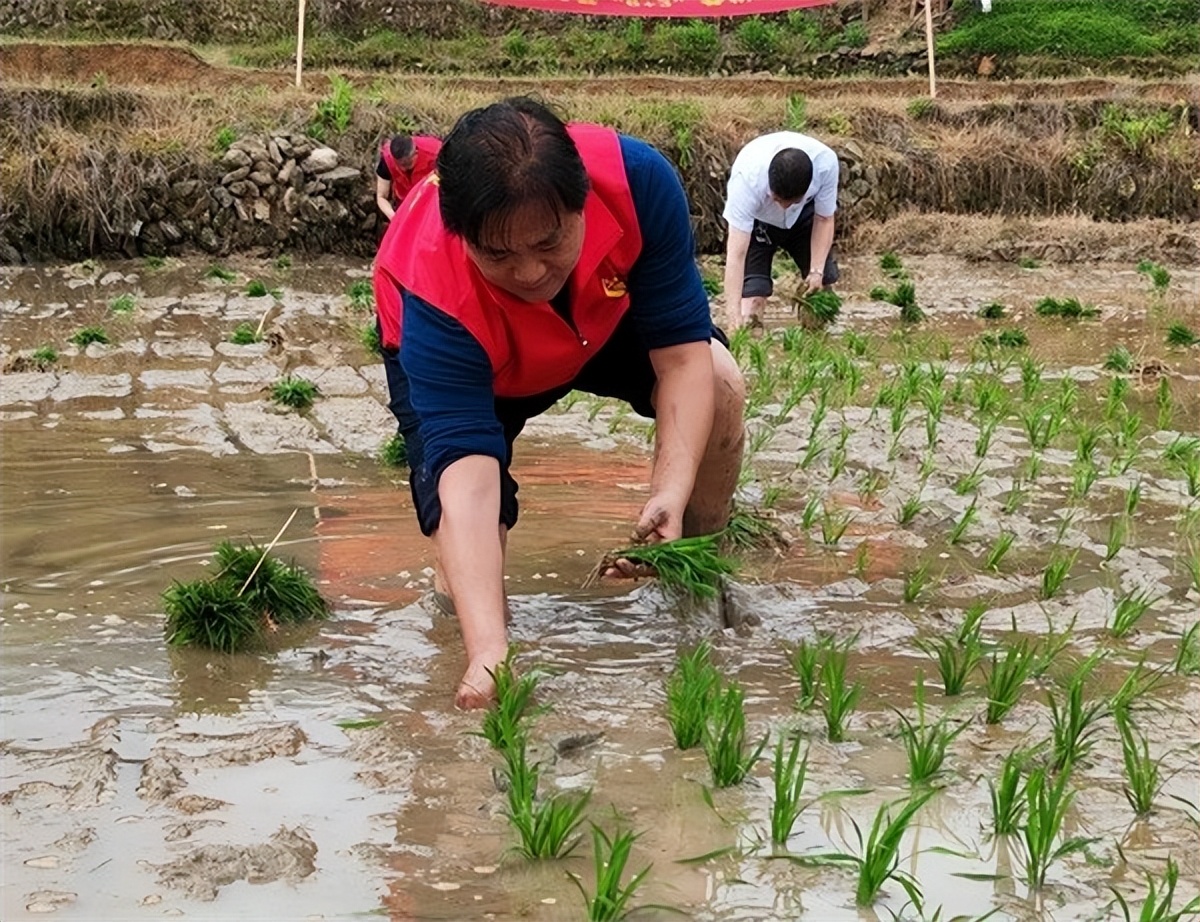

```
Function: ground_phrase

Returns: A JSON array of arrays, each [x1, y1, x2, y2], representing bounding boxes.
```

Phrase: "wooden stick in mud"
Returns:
[[295, 0, 307, 89], [924, 0, 937, 99], [254, 301, 275, 339], [238, 507, 299, 596]]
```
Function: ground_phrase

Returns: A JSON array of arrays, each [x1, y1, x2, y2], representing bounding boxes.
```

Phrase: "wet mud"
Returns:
[[2, 254, 1199, 920]]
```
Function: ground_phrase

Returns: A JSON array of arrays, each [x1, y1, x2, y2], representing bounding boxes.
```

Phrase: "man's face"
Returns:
[[465, 201, 585, 304], [770, 192, 802, 209], [398, 152, 418, 172]]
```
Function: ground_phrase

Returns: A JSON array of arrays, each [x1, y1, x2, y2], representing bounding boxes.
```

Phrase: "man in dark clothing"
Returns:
[[374, 98, 745, 709]]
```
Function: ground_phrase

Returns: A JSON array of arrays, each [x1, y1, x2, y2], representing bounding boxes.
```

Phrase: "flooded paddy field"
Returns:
[[2, 252, 1198, 921]]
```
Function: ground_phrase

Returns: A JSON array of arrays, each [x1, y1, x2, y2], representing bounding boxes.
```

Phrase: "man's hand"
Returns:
[[635, 491, 687, 544], [456, 644, 508, 710], [804, 269, 825, 292]]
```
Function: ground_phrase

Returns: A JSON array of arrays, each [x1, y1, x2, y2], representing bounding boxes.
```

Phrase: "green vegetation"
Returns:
[[360, 323, 381, 353], [1047, 655, 1108, 771], [1166, 323, 1200, 347], [1035, 297, 1099, 319], [870, 280, 924, 323], [271, 375, 319, 410], [379, 433, 407, 467], [1137, 258, 1172, 294], [769, 734, 809, 844], [1103, 345, 1134, 373], [214, 126, 237, 154], [30, 345, 58, 368], [1115, 711, 1164, 817], [163, 539, 327, 652], [977, 301, 1005, 320], [704, 682, 766, 788], [108, 293, 136, 314], [984, 638, 1038, 724], [1109, 587, 1159, 638], [480, 649, 542, 751], [69, 326, 109, 347], [310, 74, 355, 139], [568, 826, 657, 922], [665, 641, 720, 750], [229, 322, 261, 345], [989, 748, 1029, 835], [825, 792, 935, 907], [205, 264, 237, 282], [1018, 766, 1095, 889], [245, 279, 269, 297], [1111, 857, 1200, 922], [586, 535, 734, 600], [821, 636, 861, 742], [895, 674, 967, 786], [347, 279, 375, 311], [939, 0, 1199, 59], [501, 739, 590, 859], [799, 288, 842, 327]]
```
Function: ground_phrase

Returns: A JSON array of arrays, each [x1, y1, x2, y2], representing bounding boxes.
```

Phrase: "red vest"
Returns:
[[380, 135, 440, 204], [377, 124, 642, 398]]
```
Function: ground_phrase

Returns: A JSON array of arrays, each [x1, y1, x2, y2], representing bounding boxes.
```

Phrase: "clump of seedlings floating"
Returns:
[[582, 534, 735, 600], [70, 326, 109, 347], [163, 522, 327, 653]]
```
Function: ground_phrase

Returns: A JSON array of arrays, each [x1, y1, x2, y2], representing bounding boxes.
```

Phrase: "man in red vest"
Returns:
[[375, 98, 745, 709], [375, 133, 440, 221]]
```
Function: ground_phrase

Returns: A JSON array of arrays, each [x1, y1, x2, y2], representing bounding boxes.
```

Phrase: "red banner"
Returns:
[[482, 0, 836, 16]]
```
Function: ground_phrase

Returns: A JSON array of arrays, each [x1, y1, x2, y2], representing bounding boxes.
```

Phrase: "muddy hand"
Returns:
[[455, 656, 501, 710], [602, 556, 659, 581]]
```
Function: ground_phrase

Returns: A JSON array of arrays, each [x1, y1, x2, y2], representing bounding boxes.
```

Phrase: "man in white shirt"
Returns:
[[721, 131, 840, 330]]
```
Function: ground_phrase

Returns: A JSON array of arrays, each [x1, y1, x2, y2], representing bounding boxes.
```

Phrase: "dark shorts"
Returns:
[[394, 313, 728, 537], [743, 202, 840, 299]]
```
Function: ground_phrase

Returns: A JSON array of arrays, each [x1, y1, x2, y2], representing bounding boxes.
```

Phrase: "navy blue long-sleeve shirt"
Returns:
[[397, 135, 711, 500]]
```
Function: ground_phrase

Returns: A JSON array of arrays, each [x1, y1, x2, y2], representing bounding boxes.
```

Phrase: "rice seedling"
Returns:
[[1020, 357, 1044, 402], [1021, 405, 1053, 452], [1018, 766, 1096, 889], [948, 497, 978, 545], [984, 638, 1038, 724], [1136, 259, 1172, 295], [799, 288, 843, 327], [845, 330, 869, 357], [1157, 377, 1173, 430], [997, 328, 1029, 348], [379, 433, 407, 467], [1109, 587, 1160, 638], [1048, 654, 1109, 771], [1183, 457, 1200, 498], [819, 505, 854, 546], [896, 492, 925, 527], [827, 791, 935, 907], [1109, 661, 1167, 719], [958, 601, 988, 646], [1025, 453, 1043, 481], [989, 748, 1030, 835], [229, 321, 261, 345], [704, 682, 766, 788], [665, 641, 721, 750], [479, 648, 543, 751], [1110, 857, 1200, 922], [790, 635, 832, 710], [1034, 297, 1099, 319], [821, 637, 862, 742], [770, 734, 810, 845], [1103, 345, 1134, 373], [347, 279, 374, 311], [205, 264, 236, 282], [895, 674, 968, 786], [1035, 613, 1075, 679], [1040, 549, 1077, 600], [903, 562, 933, 604], [918, 451, 937, 483], [163, 578, 260, 653], [800, 433, 827, 470], [1104, 516, 1129, 563], [1176, 623, 1200, 675], [977, 301, 1006, 320], [1070, 461, 1100, 502], [974, 418, 1000, 460], [858, 470, 886, 504], [69, 326, 109, 347], [915, 633, 981, 697], [245, 279, 269, 297], [271, 375, 319, 410], [108, 293, 136, 314], [569, 826, 659, 922], [1164, 435, 1199, 466], [722, 507, 786, 551], [1074, 421, 1103, 464], [275, 254, 292, 269], [973, 377, 1008, 418], [984, 531, 1016, 572], [211, 539, 328, 626], [1115, 711, 1165, 817], [583, 535, 735, 600], [502, 740, 590, 859], [800, 495, 822, 530], [1003, 479, 1027, 515], [1104, 375, 1131, 422], [1166, 323, 1200, 347]]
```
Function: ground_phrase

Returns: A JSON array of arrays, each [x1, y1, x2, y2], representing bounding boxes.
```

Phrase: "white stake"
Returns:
[[924, 0, 937, 99], [295, 0, 307, 90], [238, 508, 299, 596]]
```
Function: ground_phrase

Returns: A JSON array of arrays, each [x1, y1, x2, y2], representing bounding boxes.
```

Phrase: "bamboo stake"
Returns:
[[924, 0, 937, 99], [295, 0, 307, 89], [238, 508, 299, 596]]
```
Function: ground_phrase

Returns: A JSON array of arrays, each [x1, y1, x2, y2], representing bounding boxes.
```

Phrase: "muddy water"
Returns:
[[2, 254, 1199, 921]]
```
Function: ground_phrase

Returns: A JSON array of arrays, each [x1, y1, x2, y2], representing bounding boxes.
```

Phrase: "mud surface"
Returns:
[[2, 254, 1199, 920]]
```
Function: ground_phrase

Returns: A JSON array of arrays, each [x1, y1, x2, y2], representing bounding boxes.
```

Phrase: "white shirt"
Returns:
[[722, 132, 840, 233]]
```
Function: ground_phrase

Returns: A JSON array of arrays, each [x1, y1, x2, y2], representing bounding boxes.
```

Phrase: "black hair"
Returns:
[[436, 96, 589, 247], [767, 148, 814, 202], [389, 134, 415, 161]]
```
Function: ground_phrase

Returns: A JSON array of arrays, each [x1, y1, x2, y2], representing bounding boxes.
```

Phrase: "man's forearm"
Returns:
[[809, 215, 836, 277], [377, 196, 395, 219], [651, 347, 715, 509], [435, 456, 507, 662], [723, 253, 745, 327]]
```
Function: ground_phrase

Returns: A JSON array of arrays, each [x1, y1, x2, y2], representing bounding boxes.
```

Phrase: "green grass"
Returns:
[[1018, 766, 1096, 889], [245, 279, 269, 297], [665, 641, 721, 750], [271, 375, 319, 410], [205, 264, 237, 282], [30, 345, 58, 368], [984, 638, 1038, 725], [348, 279, 375, 311], [896, 492, 925, 526], [948, 497, 978, 545], [480, 649, 542, 752], [895, 673, 968, 786], [1176, 622, 1200, 675], [819, 506, 854, 546], [704, 682, 767, 788], [569, 825, 662, 922], [1137, 258, 1172, 294], [1109, 587, 1160, 638], [1166, 322, 1200, 347], [1104, 516, 1129, 563], [770, 734, 810, 845], [977, 301, 1005, 320], [1035, 297, 1099, 319], [789, 635, 831, 711], [501, 739, 590, 860], [229, 322, 261, 345], [379, 433, 407, 467], [69, 326, 109, 347], [360, 323, 381, 353], [1104, 345, 1135, 373], [939, 0, 1199, 58], [108, 293, 136, 314], [879, 251, 904, 277], [1111, 857, 1200, 922]]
